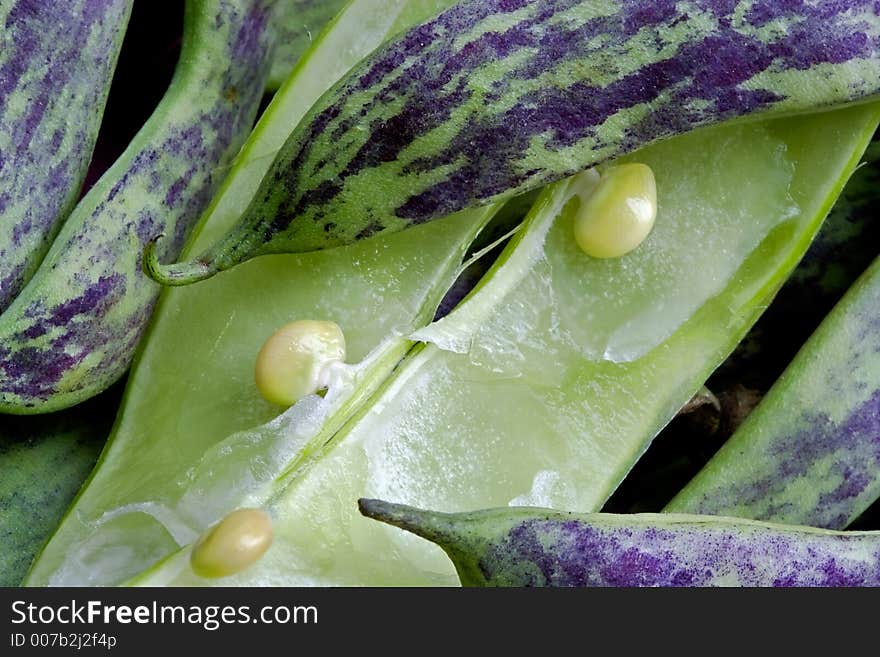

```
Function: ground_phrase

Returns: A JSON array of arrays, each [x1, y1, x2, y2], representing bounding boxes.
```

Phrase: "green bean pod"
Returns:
[[0, 0, 277, 414], [359, 499, 880, 587], [0, 0, 133, 311], [145, 0, 880, 286]]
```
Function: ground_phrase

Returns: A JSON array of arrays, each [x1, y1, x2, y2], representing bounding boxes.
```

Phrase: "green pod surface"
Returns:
[[23, 0, 493, 586], [0, 0, 278, 415], [665, 254, 880, 529], [358, 499, 880, 587], [0, 390, 117, 585], [0, 0, 133, 312], [267, 0, 348, 90], [31, 107, 878, 587], [145, 0, 880, 286]]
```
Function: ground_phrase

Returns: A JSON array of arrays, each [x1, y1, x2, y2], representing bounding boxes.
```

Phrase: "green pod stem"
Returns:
[[0, 0, 278, 415], [0, 0, 133, 312], [359, 499, 880, 587], [665, 253, 880, 529], [145, 0, 880, 286], [267, 0, 348, 90]]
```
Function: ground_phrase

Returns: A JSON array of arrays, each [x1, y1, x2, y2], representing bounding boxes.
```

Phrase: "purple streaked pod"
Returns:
[[0, 0, 133, 312], [146, 0, 880, 286], [0, 0, 277, 414], [358, 499, 880, 587]]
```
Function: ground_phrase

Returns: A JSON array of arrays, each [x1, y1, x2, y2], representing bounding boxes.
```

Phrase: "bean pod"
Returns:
[[146, 0, 880, 286], [0, 0, 277, 414], [0, 0, 132, 311], [359, 499, 880, 587]]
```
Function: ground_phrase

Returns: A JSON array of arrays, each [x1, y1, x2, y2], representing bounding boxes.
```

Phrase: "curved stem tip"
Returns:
[[143, 234, 216, 287]]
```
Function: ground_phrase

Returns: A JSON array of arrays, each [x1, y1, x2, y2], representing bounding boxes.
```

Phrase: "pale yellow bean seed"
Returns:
[[254, 320, 346, 406], [573, 163, 657, 259], [190, 508, 273, 579]]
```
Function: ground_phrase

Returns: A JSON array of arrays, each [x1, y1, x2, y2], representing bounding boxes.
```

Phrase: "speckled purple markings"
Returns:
[[327, 0, 876, 213], [149, 0, 880, 285], [359, 499, 880, 587], [0, 0, 133, 311], [369, 0, 879, 221], [489, 518, 879, 586], [675, 392, 880, 529], [0, 0, 277, 414]]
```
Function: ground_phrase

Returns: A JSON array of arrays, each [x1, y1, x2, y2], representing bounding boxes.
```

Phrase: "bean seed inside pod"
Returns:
[[254, 320, 347, 406], [572, 163, 657, 259], [190, 508, 274, 579]]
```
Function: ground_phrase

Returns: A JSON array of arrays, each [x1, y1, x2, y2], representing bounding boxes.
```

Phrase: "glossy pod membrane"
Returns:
[[146, 0, 880, 286], [667, 253, 880, 529]]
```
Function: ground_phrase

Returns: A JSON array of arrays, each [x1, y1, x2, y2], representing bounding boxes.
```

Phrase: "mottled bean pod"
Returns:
[[666, 253, 880, 529], [0, 0, 132, 311], [359, 499, 880, 587], [0, 0, 277, 414], [146, 0, 880, 286]]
